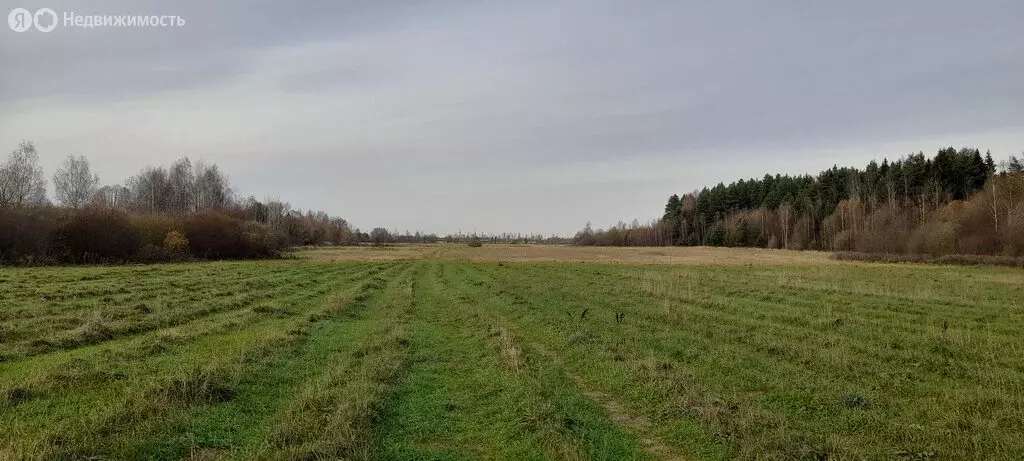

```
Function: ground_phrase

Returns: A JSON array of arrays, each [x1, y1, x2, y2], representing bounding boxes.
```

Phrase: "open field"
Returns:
[[298, 244, 841, 266], [1, 247, 1023, 460]]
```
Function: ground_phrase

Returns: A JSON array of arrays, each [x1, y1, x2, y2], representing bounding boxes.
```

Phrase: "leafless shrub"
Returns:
[[833, 252, 1024, 268], [62, 208, 142, 263], [908, 221, 958, 256], [0, 206, 61, 264]]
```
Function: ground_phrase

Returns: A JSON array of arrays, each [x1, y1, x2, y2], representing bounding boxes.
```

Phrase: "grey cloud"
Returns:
[[2, 0, 1023, 234], [1, 0, 454, 102]]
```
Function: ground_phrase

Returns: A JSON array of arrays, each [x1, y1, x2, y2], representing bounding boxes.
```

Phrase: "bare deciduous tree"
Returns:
[[989, 168, 1000, 234], [53, 154, 100, 209], [265, 199, 291, 234], [91, 184, 131, 209], [0, 141, 48, 208], [777, 202, 793, 249], [127, 166, 170, 213], [194, 161, 230, 211], [168, 157, 195, 215], [370, 227, 394, 246], [122, 157, 233, 214]]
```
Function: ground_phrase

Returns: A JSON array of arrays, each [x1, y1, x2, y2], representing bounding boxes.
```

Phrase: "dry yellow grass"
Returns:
[[298, 244, 842, 266]]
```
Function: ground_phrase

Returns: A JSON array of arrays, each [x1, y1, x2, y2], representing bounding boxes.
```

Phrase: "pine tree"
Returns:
[[985, 151, 997, 175], [663, 194, 681, 220]]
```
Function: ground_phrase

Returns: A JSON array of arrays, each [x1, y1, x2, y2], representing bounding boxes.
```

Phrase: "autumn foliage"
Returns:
[[579, 148, 1024, 258]]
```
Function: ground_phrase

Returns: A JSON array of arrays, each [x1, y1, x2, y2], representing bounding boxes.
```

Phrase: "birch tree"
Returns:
[[0, 141, 48, 207], [53, 154, 100, 208]]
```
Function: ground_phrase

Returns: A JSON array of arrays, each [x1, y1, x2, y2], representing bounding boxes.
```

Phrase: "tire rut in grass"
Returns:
[[421, 262, 654, 460], [531, 339, 687, 461], [451, 264, 691, 461]]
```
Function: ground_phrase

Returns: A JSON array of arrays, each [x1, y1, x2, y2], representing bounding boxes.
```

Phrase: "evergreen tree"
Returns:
[[663, 194, 681, 220], [657, 146, 1001, 249], [985, 151, 997, 174]]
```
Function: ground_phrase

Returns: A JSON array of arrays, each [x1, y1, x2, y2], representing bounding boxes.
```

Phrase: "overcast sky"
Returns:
[[2, 1, 1023, 235]]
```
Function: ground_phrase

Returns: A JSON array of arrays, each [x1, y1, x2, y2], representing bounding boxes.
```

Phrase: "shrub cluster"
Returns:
[[832, 252, 1024, 268], [0, 207, 283, 265]]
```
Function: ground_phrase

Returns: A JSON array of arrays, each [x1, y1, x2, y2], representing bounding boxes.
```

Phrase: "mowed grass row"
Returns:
[[0, 260, 407, 458], [0, 261, 372, 360], [456, 262, 1024, 460], [2, 256, 1022, 460], [374, 261, 644, 460], [1, 259, 654, 461]]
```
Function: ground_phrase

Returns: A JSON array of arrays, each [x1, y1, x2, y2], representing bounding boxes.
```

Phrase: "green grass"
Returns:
[[1, 258, 1022, 460]]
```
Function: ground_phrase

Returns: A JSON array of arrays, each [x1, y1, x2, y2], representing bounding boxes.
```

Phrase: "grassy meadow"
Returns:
[[1, 246, 1022, 460]]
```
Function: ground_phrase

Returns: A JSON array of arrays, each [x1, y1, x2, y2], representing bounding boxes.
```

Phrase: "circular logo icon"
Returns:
[[33, 8, 57, 32], [8, 8, 32, 32]]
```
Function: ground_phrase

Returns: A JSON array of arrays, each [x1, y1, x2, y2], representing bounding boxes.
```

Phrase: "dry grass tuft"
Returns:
[[64, 311, 114, 345], [183, 447, 229, 461], [152, 368, 235, 406], [252, 302, 295, 317], [155, 329, 187, 345], [488, 325, 524, 372]]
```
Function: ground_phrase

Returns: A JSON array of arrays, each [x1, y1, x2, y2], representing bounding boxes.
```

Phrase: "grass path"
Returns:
[[374, 261, 645, 460], [527, 337, 687, 461], [444, 263, 710, 461]]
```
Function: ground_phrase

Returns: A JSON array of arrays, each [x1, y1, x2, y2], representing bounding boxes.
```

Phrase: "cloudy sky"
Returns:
[[2, 1, 1023, 235]]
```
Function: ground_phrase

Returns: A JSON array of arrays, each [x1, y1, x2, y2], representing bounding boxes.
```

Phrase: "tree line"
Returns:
[[0, 141, 370, 264], [0, 140, 577, 264], [362, 229, 571, 246], [575, 147, 1024, 257]]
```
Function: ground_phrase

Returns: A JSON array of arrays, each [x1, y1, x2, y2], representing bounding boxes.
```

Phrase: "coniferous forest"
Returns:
[[575, 148, 1024, 257]]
